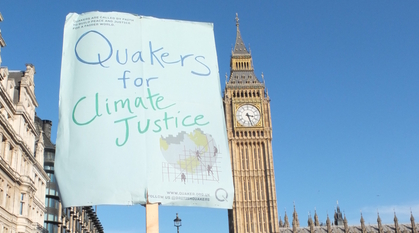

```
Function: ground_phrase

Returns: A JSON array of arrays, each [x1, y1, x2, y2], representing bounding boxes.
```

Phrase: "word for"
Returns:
[[117, 71, 158, 89]]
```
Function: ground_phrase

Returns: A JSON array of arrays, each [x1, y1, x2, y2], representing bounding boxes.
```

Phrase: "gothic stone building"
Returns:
[[223, 14, 418, 233], [278, 204, 419, 233], [224, 14, 280, 233]]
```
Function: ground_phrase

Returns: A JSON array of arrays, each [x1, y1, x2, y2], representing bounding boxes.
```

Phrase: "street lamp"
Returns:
[[173, 213, 182, 233]]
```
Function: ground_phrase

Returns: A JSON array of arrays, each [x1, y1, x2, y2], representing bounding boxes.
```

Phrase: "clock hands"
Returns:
[[246, 112, 254, 126]]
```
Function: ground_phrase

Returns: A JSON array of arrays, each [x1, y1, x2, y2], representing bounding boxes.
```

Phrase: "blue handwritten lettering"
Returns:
[[75, 30, 113, 68]]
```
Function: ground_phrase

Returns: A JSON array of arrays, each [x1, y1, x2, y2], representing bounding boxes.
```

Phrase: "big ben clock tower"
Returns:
[[224, 14, 279, 233]]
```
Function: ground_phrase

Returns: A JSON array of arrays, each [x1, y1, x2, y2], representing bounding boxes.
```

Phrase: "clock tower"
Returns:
[[224, 14, 279, 233]]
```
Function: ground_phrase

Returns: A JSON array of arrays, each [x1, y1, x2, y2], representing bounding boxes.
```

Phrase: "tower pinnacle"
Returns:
[[235, 13, 239, 27]]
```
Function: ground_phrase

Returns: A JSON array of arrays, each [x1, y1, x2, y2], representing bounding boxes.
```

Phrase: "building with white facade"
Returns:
[[0, 12, 49, 233]]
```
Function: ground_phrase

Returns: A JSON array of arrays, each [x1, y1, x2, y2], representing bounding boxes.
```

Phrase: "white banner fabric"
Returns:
[[55, 11, 233, 209]]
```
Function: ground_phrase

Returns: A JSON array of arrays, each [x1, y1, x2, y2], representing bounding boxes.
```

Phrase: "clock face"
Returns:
[[236, 104, 261, 127]]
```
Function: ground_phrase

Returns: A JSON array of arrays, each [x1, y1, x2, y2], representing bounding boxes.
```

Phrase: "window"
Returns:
[[45, 151, 55, 162], [0, 178, 4, 207], [76, 220, 81, 233], [46, 198, 60, 209], [261, 181, 265, 200], [8, 146, 14, 166], [46, 213, 58, 221], [246, 211, 250, 232], [245, 147, 249, 170], [0, 136, 5, 158], [254, 148, 258, 169], [47, 185, 59, 196], [243, 180, 247, 201], [250, 209, 254, 232], [19, 193, 25, 215], [256, 181, 260, 200], [5, 184, 11, 210], [48, 173, 56, 183], [248, 180, 252, 200], [45, 223, 59, 233], [241, 147, 245, 169]]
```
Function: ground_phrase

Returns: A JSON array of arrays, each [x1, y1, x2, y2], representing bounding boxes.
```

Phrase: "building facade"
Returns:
[[222, 14, 419, 233], [35, 117, 104, 233], [278, 204, 419, 233], [223, 14, 280, 233], [1, 12, 104, 233], [0, 12, 49, 233]]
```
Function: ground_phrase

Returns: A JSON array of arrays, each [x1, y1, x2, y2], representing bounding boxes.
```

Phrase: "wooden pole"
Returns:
[[146, 203, 159, 233]]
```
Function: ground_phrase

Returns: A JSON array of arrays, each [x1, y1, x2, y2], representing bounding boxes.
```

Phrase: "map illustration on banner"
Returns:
[[55, 11, 233, 209]]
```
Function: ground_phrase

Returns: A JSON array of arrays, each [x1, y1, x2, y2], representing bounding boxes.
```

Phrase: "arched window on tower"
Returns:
[[263, 211, 267, 229], [248, 180, 252, 200], [245, 146, 249, 170], [246, 210, 250, 232], [261, 180, 265, 200], [254, 147, 257, 169], [256, 180, 260, 200], [243, 180, 247, 201], [250, 209, 254, 232], [241, 146, 245, 170]]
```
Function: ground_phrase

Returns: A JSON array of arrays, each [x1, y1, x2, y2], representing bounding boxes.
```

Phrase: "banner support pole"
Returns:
[[146, 191, 159, 233]]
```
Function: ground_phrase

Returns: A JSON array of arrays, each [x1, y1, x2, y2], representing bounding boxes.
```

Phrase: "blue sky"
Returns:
[[1, 1, 419, 233]]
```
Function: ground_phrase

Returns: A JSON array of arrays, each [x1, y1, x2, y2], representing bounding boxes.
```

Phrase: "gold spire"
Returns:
[[227, 13, 264, 88], [308, 211, 314, 233], [411, 210, 418, 233], [377, 212, 383, 233], [235, 13, 239, 27], [360, 212, 366, 233], [344, 213, 349, 233], [293, 203, 300, 227], [284, 210, 290, 228], [326, 214, 332, 233], [279, 215, 284, 228], [314, 208, 320, 226], [394, 211, 400, 233]]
